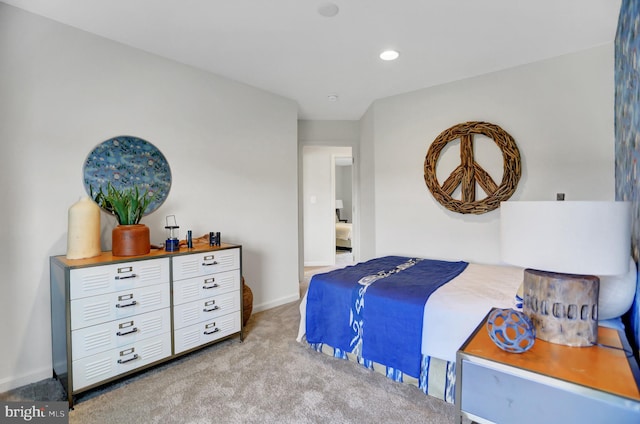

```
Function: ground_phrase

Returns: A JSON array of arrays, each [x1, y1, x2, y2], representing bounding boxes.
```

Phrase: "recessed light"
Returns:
[[318, 2, 339, 18], [327, 94, 339, 102], [379, 50, 400, 61]]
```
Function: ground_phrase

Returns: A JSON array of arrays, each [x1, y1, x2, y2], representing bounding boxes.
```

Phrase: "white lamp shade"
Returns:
[[500, 201, 631, 275], [335, 200, 344, 209]]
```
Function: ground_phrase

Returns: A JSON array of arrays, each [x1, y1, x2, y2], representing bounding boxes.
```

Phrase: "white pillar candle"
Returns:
[[66, 197, 101, 259]]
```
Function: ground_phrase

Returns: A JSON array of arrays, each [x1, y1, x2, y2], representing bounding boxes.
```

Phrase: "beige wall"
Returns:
[[0, 4, 299, 391], [360, 44, 615, 264]]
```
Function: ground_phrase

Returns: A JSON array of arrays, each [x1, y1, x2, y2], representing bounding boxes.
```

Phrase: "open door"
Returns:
[[334, 155, 354, 263]]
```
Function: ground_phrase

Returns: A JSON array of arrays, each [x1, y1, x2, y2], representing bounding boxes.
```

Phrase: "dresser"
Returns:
[[172, 248, 241, 354], [50, 243, 242, 407]]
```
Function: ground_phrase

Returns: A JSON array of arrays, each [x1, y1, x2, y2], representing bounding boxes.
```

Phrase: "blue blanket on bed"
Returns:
[[305, 256, 468, 378]]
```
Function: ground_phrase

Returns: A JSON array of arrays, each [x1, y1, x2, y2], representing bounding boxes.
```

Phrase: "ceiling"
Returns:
[[2, 0, 621, 120]]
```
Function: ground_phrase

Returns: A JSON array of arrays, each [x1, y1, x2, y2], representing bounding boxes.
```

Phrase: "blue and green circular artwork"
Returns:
[[83, 136, 172, 215]]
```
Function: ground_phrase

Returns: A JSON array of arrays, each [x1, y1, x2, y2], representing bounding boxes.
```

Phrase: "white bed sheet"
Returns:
[[297, 262, 524, 363], [335, 222, 352, 240], [421, 263, 523, 362]]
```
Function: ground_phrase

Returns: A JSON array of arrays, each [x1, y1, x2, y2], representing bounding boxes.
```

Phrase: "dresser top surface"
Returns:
[[52, 242, 241, 268]]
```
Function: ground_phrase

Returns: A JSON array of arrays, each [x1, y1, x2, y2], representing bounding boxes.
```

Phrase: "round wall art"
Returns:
[[424, 121, 521, 214], [83, 135, 172, 215]]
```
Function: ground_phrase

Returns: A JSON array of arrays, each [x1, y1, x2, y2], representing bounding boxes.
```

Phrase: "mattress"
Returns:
[[335, 222, 352, 240], [336, 238, 351, 249], [421, 263, 524, 362]]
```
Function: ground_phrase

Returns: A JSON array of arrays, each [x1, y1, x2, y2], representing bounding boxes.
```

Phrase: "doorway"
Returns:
[[302, 146, 354, 267], [334, 155, 354, 264]]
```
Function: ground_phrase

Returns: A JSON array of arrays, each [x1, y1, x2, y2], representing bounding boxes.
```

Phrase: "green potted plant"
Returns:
[[91, 182, 153, 256]]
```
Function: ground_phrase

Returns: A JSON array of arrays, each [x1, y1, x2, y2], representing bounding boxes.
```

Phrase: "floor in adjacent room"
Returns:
[[303, 249, 354, 281]]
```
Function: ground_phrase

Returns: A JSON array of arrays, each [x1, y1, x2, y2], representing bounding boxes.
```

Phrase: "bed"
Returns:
[[335, 221, 352, 250], [297, 255, 638, 404]]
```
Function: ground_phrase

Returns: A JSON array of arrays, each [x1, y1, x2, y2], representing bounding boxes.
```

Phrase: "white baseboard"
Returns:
[[304, 261, 333, 267], [0, 367, 53, 393], [253, 293, 300, 314]]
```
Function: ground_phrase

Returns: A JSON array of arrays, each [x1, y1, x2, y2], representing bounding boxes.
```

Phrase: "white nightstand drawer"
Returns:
[[460, 360, 640, 424], [70, 283, 170, 330], [172, 248, 239, 281], [70, 258, 169, 300], [72, 332, 171, 391], [173, 290, 240, 329], [71, 308, 171, 360], [172, 270, 240, 306], [174, 312, 240, 354]]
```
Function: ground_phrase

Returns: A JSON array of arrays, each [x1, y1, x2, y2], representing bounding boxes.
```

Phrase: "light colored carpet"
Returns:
[[3, 256, 461, 423]]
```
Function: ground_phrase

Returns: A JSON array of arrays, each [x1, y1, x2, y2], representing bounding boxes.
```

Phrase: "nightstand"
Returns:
[[455, 309, 640, 424]]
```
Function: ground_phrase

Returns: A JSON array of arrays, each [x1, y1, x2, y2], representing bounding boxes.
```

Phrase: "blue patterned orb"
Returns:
[[486, 308, 536, 353]]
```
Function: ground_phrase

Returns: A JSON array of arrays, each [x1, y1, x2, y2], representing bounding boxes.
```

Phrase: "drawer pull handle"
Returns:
[[203, 284, 219, 289], [116, 327, 138, 336], [202, 261, 218, 266], [115, 274, 137, 280], [117, 354, 139, 364], [116, 301, 138, 308], [204, 328, 220, 335], [203, 305, 220, 312]]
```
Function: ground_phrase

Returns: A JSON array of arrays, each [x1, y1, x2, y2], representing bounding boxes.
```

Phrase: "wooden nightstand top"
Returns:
[[460, 312, 640, 402]]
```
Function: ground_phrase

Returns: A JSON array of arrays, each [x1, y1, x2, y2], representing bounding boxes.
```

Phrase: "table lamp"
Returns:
[[500, 201, 631, 347], [335, 199, 344, 221]]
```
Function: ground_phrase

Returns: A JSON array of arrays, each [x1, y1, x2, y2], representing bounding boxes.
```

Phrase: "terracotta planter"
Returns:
[[112, 224, 150, 256]]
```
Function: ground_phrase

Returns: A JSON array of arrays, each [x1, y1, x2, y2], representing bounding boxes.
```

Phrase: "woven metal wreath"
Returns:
[[424, 121, 521, 214]]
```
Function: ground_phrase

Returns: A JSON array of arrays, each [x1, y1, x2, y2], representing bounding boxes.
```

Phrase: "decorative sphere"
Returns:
[[486, 308, 536, 353]]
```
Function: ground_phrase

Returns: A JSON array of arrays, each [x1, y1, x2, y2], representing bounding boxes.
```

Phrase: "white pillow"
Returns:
[[598, 257, 637, 320]]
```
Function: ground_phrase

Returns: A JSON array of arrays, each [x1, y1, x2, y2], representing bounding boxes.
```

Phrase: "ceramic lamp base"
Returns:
[[523, 268, 599, 347]]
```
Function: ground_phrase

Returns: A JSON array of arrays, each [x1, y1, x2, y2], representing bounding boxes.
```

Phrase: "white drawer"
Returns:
[[70, 283, 170, 330], [460, 360, 640, 424], [70, 258, 169, 300], [173, 290, 240, 330], [172, 248, 240, 281], [72, 332, 171, 391], [172, 269, 240, 306], [71, 308, 171, 360], [174, 312, 240, 354]]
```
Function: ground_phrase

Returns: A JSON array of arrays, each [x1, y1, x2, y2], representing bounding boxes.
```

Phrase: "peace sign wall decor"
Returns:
[[424, 121, 521, 214]]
